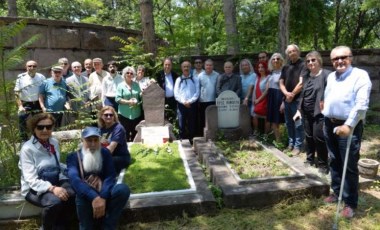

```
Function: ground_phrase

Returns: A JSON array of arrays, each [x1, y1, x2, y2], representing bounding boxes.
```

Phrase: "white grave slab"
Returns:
[[216, 90, 240, 128], [141, 126, 170, 146]]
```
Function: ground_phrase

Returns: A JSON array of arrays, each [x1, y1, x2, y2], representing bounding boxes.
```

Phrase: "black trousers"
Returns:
[[303, 111, 328, 167]]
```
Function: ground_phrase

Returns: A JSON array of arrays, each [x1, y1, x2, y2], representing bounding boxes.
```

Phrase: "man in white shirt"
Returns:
[[14, 60, 46, 141], [102, 61, 123, 111], [174, 61, 200, 143], [88, 58, 110, 110]]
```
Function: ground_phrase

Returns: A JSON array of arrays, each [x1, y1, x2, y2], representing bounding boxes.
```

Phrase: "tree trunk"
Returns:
[[139, 0, 157, 56], [278, 0, 290, 55], [333, 0, 342, 47], [223, 0, 239, 55], [8, 0, 18, 17]]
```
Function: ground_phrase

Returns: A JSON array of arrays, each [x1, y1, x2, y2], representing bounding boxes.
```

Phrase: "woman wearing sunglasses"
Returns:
[[293, 51, 331, 174], [98, 106, 131, 174], [19, 113, 75, 229]]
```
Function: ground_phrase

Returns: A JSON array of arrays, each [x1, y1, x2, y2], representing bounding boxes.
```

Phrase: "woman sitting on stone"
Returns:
[[19, 113, 75, 229], [98, 106, 131, 174]]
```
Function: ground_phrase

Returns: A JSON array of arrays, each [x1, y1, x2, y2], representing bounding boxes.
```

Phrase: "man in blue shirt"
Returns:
[[39, 66, 70, 127], [322, 46, 372, 219], [67, 127, 130, 229], [174, 61, 200, 143]]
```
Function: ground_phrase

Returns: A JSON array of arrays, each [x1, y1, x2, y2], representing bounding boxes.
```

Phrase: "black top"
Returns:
[[298, 68, 331, 116], [280, 59, 308, 101], [155, 70, 179, 95]]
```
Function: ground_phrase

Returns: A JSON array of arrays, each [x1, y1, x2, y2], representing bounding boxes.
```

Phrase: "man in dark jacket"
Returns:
[[67, 127, 130, 229], [156, 58, 179, 123]]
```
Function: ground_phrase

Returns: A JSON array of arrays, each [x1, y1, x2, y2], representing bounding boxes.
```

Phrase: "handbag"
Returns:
[[76, 151, 103, 192], [37, 148, 61, 186]]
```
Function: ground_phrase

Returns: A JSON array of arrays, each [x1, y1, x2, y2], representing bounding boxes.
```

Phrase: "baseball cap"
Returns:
[[82, 127, 101, 138], [51, 66, 63, 71]]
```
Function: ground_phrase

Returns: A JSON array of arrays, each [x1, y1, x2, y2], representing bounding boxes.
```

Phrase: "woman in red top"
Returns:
[[252, 61, 270, 135]]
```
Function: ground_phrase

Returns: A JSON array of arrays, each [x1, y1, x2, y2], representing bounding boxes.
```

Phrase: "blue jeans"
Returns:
[[25, 181, 76, 230], [284, 100, 304, 149], [324, 118, 363, 208], [76, 184, 130, 230]]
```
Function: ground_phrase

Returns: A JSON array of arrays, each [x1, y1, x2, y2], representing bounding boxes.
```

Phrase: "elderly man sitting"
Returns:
[[67, 127, 130, 229]]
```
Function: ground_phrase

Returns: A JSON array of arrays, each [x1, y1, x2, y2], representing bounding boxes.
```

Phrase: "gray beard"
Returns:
[[82, 147, 102, 173]]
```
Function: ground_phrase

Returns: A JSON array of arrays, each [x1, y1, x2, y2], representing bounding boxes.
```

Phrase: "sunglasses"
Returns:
[[306, 58, 317, 63], [331, 55, 351, 62], [36, 124, 54, 131], [27, 65, 37, 68], [103, 113, 114, 118], [53, 71, 62, 74]]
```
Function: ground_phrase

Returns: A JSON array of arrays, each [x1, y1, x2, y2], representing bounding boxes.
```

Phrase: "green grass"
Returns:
[[123, 142, 190, 193], [216, 139, 292, 179]]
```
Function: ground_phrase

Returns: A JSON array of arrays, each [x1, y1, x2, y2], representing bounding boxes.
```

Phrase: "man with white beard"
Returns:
[[67, 127, 130, 229]]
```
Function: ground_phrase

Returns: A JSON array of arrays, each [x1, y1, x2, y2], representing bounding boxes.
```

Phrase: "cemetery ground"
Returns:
[[10, 124, 380, 230]]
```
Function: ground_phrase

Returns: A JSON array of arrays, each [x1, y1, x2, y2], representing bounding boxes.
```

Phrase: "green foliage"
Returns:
[[6, 0, 380, 54], [0, 19, 42, 187], [0, 20, 41, 122], [0, 139, 20, 187], [124, 143, 190, 193]]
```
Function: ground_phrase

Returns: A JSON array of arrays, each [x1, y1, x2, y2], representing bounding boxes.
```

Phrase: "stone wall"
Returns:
[[190, 49, 380, 122], [1, 17, 142, 78]]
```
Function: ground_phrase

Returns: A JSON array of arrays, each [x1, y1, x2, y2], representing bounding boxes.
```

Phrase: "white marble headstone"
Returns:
[[216, 90, 240, 128]]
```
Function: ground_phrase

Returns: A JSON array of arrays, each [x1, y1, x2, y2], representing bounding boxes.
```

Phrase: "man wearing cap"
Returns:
[[39, 66, 71, 127], [102, 61, 123, 111], [67, 127, 130, 229], [14, 60, 46, 141]]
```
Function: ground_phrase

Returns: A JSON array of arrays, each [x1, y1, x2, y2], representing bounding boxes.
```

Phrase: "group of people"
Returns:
[[16, 44, 372, 223], [15, 57, 151, 143], [158, 45, 372, 219], [19, 112, 130, 229]]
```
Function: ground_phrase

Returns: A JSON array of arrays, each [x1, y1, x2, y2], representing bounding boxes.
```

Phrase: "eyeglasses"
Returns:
[[272, 58, 280, 61], [103, 113, 114, 118], [36, 124, 54, 131], [306, 58, 317, 64], [27, 65, 37, 68], [126, 72, 134, 75], [331, 55, 351, 62]]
